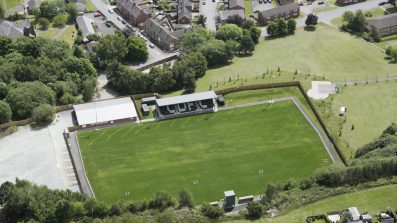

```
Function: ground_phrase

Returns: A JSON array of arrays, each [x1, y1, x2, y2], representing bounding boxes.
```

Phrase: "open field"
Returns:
[[314, 81, 397, 158], [78, 100, 331, 204], [58, 25, 77, 47], [37, 29, 59, 39], [198, 25, 397, 91], [231, 184, 397, 223]]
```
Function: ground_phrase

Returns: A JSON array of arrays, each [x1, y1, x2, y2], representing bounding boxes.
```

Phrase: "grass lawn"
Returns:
[[37, 29, 59, 40], [244, 0, 252, 15], [314, 81, 397, 158], [85, 0, 97, 12], [197, 25, 397, 92], [377, 34, 397, 49], [78, 100, 331, 204], [58, 25, 77, 47], [5, 0, 21, 9], [230, 184, 397, 223], [330, 7, 385, 27]]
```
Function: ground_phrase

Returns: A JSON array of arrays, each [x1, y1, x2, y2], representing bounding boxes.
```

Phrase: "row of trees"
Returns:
[[267, 19, 296, 37], [0, 179, 224, 223], [106, 51, 207, 94], [91, 34, 149, 69], [0, 36, 97, 123], [33, 0, 79, 29]]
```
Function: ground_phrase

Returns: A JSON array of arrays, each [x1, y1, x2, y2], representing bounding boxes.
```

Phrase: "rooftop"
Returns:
[[224, 190, 235, 197], [73, 97, 138, 126], [367, 13, 397, 30], [259, 2, 299, 18], [219, 9, 245, 21], [156, 91, 217, 107]]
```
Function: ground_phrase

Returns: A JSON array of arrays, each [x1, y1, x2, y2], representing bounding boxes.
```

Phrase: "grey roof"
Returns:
[[178, 0, 192, 20], [143, 18, 179, 44], [0, 21, 24, 39], [348, 207, 361, 221], [367, 13, 397, 30], [118, 0, 151, 18], [142, 96, 157, 102], [76, 16, 95, 38], [259, 2, 299, 18], [229, 0, 244, 8], [156, 91, 217, 107], [27, 0, 42, 9], [219, 9, 245, 21]]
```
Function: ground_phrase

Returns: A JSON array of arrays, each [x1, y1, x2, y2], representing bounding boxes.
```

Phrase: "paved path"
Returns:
[[68, 132, 95, 198], [220, 96, 337, 163], [199, 0, 218, 31], [54, 25, 69, 40]]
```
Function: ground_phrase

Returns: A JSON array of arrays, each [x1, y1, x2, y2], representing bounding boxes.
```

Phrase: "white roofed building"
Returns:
[[73, 97, 138, 128]]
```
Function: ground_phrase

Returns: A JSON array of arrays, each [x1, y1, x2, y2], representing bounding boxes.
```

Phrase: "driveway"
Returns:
[[0, 111, 79, 191], [88, 0, 128, 31], [252, 0, 274, 13], [199, 0, 218, 31]]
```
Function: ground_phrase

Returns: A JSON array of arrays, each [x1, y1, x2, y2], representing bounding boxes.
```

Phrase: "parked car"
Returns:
[[108, 8, 114, 13], [318, 1, 324, 4], [378, 1, 386, 5], [105, 21, 112, 27], [94, 11, 101, 17], [268, 0, 272, 3], [259, 0, 262, 3], [202, 0, 206, 4], [126, 24, 132, 28], [117, 16, 122, 21], [121, 20, 126, 24], [149, 43, 154, 48]]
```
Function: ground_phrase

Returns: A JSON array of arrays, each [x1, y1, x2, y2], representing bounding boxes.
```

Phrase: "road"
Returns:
[[199, 0, 218, 31]]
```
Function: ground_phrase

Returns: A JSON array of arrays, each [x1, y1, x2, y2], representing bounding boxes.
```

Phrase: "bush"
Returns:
[[200, 204, 224, 219], [148, 191, 176, 211], [246, 202, 264, 219], [37, 18, 50, 30], [52, 13, 68, 27], [178, 189, 194, 208], [0, 100, 12, 124], [32, 104, 55, 126]]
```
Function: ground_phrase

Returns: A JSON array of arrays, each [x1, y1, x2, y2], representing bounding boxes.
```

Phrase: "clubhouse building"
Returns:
[[155, 91, 218, 120], [73, 97, 138, 128]]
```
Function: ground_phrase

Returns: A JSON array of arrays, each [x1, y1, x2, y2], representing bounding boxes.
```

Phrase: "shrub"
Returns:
[[0, 100, 12, 124], [148, 191, 176, 211], [52, 13, 68, 27], [200, 204, 224, 219], [37, 17, 50, 30], [32, 104, 55, 126], [246, 202, 263, 219], [178, 189, 194, 208]]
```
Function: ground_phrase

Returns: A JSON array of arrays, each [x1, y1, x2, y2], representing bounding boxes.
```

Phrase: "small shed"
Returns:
[[217, 95, 225, 106], [339, 107, 347, 116], [141, 103, 150, 116], [141, 96, 157, 106], [224, 190, 236, 208]]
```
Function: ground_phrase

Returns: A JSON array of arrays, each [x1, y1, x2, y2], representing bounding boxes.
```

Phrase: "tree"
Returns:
[[199, 39, 233, 66], [183, 71, 196, 92], [149, 66, 176, 93], [305, 13, 318, 27], [246, 202, 264, 219], [340, 211, 353, 223], [37, 17, 50, 30], [0, 4, 5, 20], [197, 14, 206, 27], [52, 13, 68, 27], [65, 3, 78, 22], [0, 82, 7, 99], [39, 0, 58, 19], [200, 204, 224, 219], [287, 19, 297, 33], [0, 36, 13, 56], [226, 14, 244, 27], [54, 199, 74, 223], [6, 82, 55, 119], [386, 46, 392, 56], [369, 25, 380, 42], [178, 189, 194, 208], [238, 35, 255, 53], [242, 19, 255, 30], [267, 22, 278, 36], [148, 191, 176, 211], [173, 52, 207, 85], [264, 182, 277, 201], [93, 34, 128, 68], [390, 0, 396, 6], [277, 19, 288, 35], [81, 77, 97, 102], [217, 23, 243, 41], [249, 26, 261, 44], [126, 36, 149, 62], [32, 104, 55, 126], [180, 27, 214, 54], [0, 101, 12, 124], [106, 61, 149, 94], [390, 48, 397, 62]]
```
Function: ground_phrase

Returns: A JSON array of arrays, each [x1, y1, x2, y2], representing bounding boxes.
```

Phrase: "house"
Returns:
[[26, 0, 42, 12], [258, 2, 299, 25], [76, 16, 95, 40], [177, 0, 192, 24], [347, 207, 372, 223], [367, 13, 397, 37], [278, 0, 294, 5], [117, 0, 152, 25], [0, 20, 34, 39], [143, 18, 189, 51], [218, 9, 245, 24], [229, 0, 245, 11], [336, 0, 362, 5]]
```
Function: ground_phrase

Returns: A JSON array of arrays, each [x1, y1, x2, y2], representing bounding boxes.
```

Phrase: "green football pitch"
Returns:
[[77, 100, 331, 204]]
